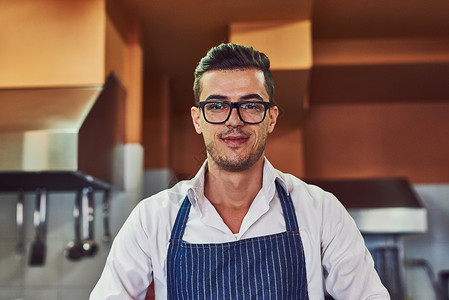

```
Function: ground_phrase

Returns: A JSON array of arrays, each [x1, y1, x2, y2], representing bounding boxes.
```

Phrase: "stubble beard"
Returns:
[[205, 129, 268, 172]]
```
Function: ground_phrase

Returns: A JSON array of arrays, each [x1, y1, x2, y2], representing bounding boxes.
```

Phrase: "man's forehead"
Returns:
[[200, 69, 265, 87], [199, 69, 267, 99]]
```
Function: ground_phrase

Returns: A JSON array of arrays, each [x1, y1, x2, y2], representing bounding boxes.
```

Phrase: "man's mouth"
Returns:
[[220, 134, 249, 147]]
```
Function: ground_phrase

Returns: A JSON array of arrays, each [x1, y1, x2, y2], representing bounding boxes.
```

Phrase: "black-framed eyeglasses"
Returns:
[[198, 101, 273, 124]]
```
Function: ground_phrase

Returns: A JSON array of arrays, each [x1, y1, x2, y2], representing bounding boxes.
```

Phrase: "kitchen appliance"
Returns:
[[306, 177, 427, 300], [0, 73, 125, 264]]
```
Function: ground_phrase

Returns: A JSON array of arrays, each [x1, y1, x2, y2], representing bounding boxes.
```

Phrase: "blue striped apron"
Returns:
[[167, 181, 309, 299]]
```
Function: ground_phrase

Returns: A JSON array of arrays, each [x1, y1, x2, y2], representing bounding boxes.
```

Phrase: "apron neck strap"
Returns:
[[169, 196, 191, 240], [275, 180, 300, 232]]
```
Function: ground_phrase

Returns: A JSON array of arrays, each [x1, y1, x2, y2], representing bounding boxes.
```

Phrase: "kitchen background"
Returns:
[[1, 0, 449, 299]]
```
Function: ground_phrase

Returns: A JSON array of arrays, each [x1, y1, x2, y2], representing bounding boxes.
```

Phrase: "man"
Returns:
[[91, 43, 390, 299]]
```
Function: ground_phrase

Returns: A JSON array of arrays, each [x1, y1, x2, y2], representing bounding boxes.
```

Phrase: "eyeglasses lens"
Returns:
[[204, 102, 267, 124]]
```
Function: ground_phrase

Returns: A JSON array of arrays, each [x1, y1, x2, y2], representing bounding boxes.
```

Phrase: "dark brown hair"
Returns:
[[193, 43, 274, 106]]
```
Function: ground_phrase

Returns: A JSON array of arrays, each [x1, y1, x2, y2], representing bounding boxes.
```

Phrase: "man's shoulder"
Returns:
[[273, 168, 336, 203], [272, 168, 308, 192], [138, 179, 192, 212]]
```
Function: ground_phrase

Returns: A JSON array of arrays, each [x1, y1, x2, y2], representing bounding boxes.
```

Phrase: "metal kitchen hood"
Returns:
[[0, 73, 126, 191], [305, 177, 427, 234]]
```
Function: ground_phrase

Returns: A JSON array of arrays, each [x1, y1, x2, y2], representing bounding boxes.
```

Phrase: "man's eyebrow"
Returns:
[[204, 93, 264, 101], [240, 94, 264, 101], [205, 94, 227, 101]]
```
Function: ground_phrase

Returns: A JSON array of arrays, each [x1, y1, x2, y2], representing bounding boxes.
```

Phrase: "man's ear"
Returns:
[[268, 105, 279, 133], [191, 106, 202, 134]]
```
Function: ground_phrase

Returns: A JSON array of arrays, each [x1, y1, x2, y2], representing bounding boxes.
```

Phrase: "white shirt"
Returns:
[[91, 159, 390, 300]]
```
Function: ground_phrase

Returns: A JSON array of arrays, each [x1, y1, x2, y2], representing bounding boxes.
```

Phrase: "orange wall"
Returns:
[[143, 75, 172, 168], [138, 20, 448, 183], [1, 0, 142, 144], [106, 5, 143, 144], [169, 112, 205, 179], [304, 102, 449, 183], [152, 100, 449, 183], [0, 0, 105, 88], [265, 125, 305, 177]]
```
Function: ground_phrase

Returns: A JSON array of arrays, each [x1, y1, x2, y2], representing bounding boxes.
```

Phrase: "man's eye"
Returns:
[[242, 103, 262, 110], [207, 103, 225, 110]]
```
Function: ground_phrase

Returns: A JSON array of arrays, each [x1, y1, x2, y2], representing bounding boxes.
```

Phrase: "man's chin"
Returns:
[[206, 141, 266, 173], [212, 155, 261, 173]]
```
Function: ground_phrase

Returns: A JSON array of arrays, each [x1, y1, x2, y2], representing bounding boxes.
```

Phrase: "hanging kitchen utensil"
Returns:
[[29, 188, 47, 266], [82, 186, 98, 257], [15, 189, 25, 258], [102, 188, 111, 243], [64, 189, 84, 261], [439, 270, 449, 300]]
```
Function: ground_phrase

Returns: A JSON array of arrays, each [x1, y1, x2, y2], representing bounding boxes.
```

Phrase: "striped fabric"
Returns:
[[167, 181, 309, 299]]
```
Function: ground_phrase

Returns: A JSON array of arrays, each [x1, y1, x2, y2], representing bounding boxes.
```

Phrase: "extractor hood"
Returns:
[[305, 177, 427, 234], [0, 73, 126, 192]]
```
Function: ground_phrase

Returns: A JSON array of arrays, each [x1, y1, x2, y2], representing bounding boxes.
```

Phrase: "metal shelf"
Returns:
[[0, 171, 111, 192]]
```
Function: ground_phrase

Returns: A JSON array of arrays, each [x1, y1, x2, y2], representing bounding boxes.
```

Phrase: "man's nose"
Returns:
[[225, 107, 244, 126]]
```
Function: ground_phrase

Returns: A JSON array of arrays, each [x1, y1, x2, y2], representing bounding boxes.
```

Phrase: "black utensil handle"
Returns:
[[38, 188, 47, 241], [33, 189, 41, 239], [29, 188, 47, 266], [16, 189, 25, 256], [81, 187, 93, 240], [74, 189, 82, 243], [102, 189, 111, 243], [87, 188, 95, 240]]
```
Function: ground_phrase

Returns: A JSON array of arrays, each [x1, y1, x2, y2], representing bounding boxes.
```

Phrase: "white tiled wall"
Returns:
[[0, 144, 145, 300], [0, 190, 134, 300]]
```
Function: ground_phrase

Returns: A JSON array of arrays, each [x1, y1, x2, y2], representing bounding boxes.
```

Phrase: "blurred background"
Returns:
[[0, 0, 448, 299]]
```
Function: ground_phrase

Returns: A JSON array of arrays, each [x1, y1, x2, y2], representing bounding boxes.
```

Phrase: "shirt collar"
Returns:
[[186, 157, 287, 207], [186, 160, 207, 208]]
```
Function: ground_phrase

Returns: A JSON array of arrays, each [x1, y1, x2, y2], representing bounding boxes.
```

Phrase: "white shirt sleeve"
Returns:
[[90, 203, 153, 300], [320, 192, 390, 299]]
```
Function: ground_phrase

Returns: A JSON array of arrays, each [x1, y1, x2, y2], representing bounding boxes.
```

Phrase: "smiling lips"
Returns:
[[220, 134, 249, 147]]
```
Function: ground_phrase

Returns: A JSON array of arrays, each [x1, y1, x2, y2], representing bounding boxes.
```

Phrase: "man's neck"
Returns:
[[204, 158, 264, 233]]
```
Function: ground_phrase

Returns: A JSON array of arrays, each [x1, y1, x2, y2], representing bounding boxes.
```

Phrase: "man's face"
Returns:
[[191, 69, 278, 172]]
